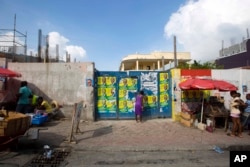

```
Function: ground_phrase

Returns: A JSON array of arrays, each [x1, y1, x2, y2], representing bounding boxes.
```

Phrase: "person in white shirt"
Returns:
[[230, 92, 245, 137]]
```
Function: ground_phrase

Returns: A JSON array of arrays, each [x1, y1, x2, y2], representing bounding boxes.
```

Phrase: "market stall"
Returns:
[[0, 68, 28, 149], [179, 78, 238, 130]]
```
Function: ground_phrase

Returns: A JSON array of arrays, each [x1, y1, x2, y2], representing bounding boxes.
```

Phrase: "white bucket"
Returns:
[[206, 119, 212, 126]]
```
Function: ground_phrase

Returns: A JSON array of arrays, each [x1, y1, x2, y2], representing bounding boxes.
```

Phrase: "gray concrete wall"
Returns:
[[6, 62, 95, 121]]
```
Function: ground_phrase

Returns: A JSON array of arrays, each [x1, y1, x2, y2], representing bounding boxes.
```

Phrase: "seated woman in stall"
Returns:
[[36, 96, 52, 115], [35, 96, 59, 119]]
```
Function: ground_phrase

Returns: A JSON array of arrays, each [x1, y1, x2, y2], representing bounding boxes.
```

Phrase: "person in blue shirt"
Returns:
[[242, 93, 250, 135], [16, 81, 32, 114]]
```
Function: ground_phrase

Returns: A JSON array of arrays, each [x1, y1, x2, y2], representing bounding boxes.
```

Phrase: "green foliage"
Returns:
[[177, 60, 224, 69]]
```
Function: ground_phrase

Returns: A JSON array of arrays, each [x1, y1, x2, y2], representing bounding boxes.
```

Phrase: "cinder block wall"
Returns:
[[7, 62, 95, 121]]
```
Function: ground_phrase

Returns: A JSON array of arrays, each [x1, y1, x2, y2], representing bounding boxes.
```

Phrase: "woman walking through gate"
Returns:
[[135, 90, 144, 123]]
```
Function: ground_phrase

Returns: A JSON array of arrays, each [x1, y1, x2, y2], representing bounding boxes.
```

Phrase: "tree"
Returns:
[[177, 60, 223, 69]]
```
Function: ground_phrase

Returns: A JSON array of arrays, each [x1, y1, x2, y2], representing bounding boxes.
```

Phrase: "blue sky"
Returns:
[[1, 0, 250, 71]]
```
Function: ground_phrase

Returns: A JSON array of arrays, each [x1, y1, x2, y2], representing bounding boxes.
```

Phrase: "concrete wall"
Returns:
[[6, 62, 95, 121], [212, 69, 250, 110]]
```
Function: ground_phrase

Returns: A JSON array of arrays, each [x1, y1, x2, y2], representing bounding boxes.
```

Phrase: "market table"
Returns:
[[0, 111, 31, 149], [204, 104, 229, 131]]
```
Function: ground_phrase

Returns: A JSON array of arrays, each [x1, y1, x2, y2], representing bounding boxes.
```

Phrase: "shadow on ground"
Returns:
[[76, 125, 113, 143]]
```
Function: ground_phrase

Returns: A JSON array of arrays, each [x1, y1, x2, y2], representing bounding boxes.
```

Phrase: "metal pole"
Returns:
[[45, 35, 49, 63], [25, 31, 27, 55], [56, 44, 59, 62], [38, 29, 42, 62], [13, 14, 16, 54], [174, 36, 177, 68], [12, 14, 16, 61], [162, 56, 165, 71]]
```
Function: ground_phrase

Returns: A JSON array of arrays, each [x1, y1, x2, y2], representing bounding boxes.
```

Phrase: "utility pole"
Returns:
[[162, 56, 165, 71], [174, 36, 177, 68]]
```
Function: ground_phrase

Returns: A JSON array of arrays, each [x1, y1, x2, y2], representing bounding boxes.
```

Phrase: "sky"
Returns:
[[1, 0, 250, 71]]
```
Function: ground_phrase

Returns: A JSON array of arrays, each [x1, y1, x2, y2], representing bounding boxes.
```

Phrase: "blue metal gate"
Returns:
[[95, 71, 172, 120]]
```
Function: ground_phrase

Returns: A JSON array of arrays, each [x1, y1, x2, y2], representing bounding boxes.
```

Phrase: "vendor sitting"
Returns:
[[36, 96, 52, 115]]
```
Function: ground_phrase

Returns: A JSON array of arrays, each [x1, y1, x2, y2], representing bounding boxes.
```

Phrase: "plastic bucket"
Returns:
[[206, 119, 212, 126]]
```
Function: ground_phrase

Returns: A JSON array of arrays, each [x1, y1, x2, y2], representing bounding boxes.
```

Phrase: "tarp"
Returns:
[[0, 68, 22, 77], [179, 78, 237, 91]]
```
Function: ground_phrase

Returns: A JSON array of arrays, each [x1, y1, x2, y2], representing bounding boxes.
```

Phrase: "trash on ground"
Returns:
[[213, 145, 224, 153]]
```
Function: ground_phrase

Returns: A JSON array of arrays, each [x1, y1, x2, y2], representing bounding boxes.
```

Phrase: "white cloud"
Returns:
[[48, 32, 87, 62], [164, 0, 250, 62], [49, 32, 69, 48], [66, 45, 86, 62]]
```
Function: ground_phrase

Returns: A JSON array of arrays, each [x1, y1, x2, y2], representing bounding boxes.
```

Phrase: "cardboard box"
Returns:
[[181, 111, 196, 120], [180, 117, 193, 127], [180, 112, 197, 127]]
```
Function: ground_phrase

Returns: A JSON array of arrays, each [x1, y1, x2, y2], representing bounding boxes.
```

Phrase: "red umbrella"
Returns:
[[212, 80, 238, 91], [179, 78, 237, 91], [0, 68, 22, 77]]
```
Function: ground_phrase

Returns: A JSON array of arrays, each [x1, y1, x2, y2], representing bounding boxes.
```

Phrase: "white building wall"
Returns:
[[211, 69, 250, 110]]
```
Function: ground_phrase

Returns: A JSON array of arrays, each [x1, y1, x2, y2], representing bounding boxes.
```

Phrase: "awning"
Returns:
[[0, 68, 22, 77]]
